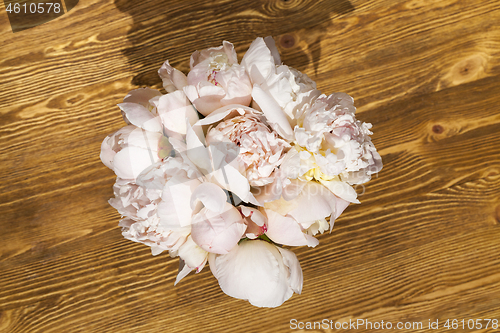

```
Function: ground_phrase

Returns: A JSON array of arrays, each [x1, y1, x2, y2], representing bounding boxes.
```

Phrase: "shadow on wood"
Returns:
[[113, 0, 354, 87]]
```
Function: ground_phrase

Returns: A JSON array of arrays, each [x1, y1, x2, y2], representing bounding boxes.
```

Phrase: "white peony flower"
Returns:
[[100, 88, 199, 180], [241, 37, 321, 140], [286, 93, 383, 187], [209, 239, 302, 308], [159, 41, 252, 116]]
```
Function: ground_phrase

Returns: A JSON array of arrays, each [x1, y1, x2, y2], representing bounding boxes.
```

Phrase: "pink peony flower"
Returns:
[[159, 41, 252, 116], [204, 106, 290, 187], [112, 159, 197, 256], [208, 239, 302, 308]]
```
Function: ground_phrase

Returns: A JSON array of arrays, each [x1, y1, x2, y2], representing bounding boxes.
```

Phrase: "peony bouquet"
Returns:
[[100, 37, 382, 308]]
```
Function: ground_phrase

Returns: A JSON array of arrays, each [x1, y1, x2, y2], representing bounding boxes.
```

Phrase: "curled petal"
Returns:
[[190, 91, 225, 116], [196, 104, 254, 127], [264, 209, 319, 247], [158, 60, 188, 93], [191, 202, 246, 254], [100, 136, 116, 170], [118, 102, 162, 133], [277, 247, 303, 295], [190, 182, 227, 213], [252, 85, 294, 141]]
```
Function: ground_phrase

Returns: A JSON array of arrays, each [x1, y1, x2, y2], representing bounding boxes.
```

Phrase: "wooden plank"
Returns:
[[1, 0, 500, 331]]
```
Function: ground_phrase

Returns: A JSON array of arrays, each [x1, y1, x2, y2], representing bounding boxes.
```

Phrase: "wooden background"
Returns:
[[1, 0, 500, 332]]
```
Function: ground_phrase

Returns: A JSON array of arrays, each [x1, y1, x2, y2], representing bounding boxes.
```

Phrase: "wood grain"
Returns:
[[1, 0, 500, 332]]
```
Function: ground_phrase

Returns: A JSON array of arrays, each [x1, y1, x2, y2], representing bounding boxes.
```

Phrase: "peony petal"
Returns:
[[195, 104, 251, 127], [185, 123, 212, 174], [329, 197, 351, 232], [240, 206, 266, 227], [209, 240, 295, 308], [211, 163, 260, 206], [191, 94, 224, 116], [277, 247, 303, 294], [252, 85, 294, 141], [264, 209, 319, 247], [241, 37, 277, 86], [240, 206, 267, 239], [286, 182, 340, 227], [175, 236, 209, 285], [264, 36, 281, 65], [175, 262, 192, 285], [100, 135, 116, 170], [158, 176, 202, 228], [264, 181, 349, 230], [113, 146, 160, 180], [158, 60, 188, 93], [117, 103, 162, 133], [319, 179, 360, 203], [151, 246, 164, 256], [190, 182, 227, 213], [221, 40, 239, 64], [157, 90, 199, 138], [197, 83, 225, 98], [191, 203, 246, 254], [124, 127, 162, 150]]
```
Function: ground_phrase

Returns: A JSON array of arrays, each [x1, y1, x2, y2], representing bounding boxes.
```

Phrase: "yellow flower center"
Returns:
[[208, 52, 231, 71], [302, 167, 335, 182], [293, 144, 337, 182]]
